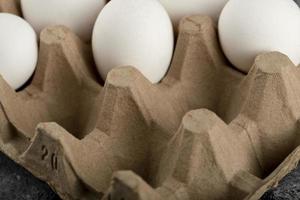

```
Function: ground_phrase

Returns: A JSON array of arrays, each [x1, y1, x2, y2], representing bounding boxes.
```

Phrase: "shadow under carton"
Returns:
[[1, 1, 300, 200]]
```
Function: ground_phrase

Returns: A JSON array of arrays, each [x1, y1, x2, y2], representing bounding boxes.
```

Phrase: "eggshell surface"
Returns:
[[219, 0, 300, 73], [159, 0, 229, 28], [92, 0, 174, 83], [0, 13, 38, 90], [21, 0, 106, 41]]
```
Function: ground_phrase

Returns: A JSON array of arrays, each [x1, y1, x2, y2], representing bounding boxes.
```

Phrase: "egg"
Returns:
[[159, 0, 229, 28], [92, 0, 174, 83], [0, 13, 38, 90], [20, 0, 106, 41], [219, 0, 300, 73]]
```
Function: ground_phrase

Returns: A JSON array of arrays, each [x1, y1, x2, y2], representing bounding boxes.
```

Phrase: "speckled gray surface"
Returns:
[[261, 163, 300, 200], [295, 0, 300, 6], [0, 152, 60, 200]]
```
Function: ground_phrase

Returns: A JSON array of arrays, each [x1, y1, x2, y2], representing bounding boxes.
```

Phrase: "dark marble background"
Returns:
[[0, 152, 60, 200], [261, 163, 300, 200]]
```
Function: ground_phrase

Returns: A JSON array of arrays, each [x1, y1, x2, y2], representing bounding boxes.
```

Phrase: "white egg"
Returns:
[[92, 0, 174, 83], [0, 13, 38, 90], [20, 0, 106, 41], [219, 0, 300, 73], [159, 0, 229, 28]]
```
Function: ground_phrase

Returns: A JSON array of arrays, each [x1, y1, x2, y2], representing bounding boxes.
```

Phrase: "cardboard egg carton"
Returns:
[[1, 0, 300, 200], [0, 0, 20, 15]]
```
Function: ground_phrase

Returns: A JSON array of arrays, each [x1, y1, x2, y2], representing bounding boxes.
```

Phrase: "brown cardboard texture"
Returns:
[[0, 0, 20, 15], [1, 1, 300, 200]]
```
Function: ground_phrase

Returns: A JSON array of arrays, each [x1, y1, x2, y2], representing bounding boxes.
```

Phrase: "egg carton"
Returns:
[[0, 0, 20, 15], [1, 1, 300, 200]]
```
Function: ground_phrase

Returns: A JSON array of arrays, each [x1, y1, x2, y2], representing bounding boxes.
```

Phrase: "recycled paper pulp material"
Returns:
[[1, 1, 300, 199]]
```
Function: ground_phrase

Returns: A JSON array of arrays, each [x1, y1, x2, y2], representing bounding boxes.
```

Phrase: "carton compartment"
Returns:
[[1, 1, 300, 200]]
